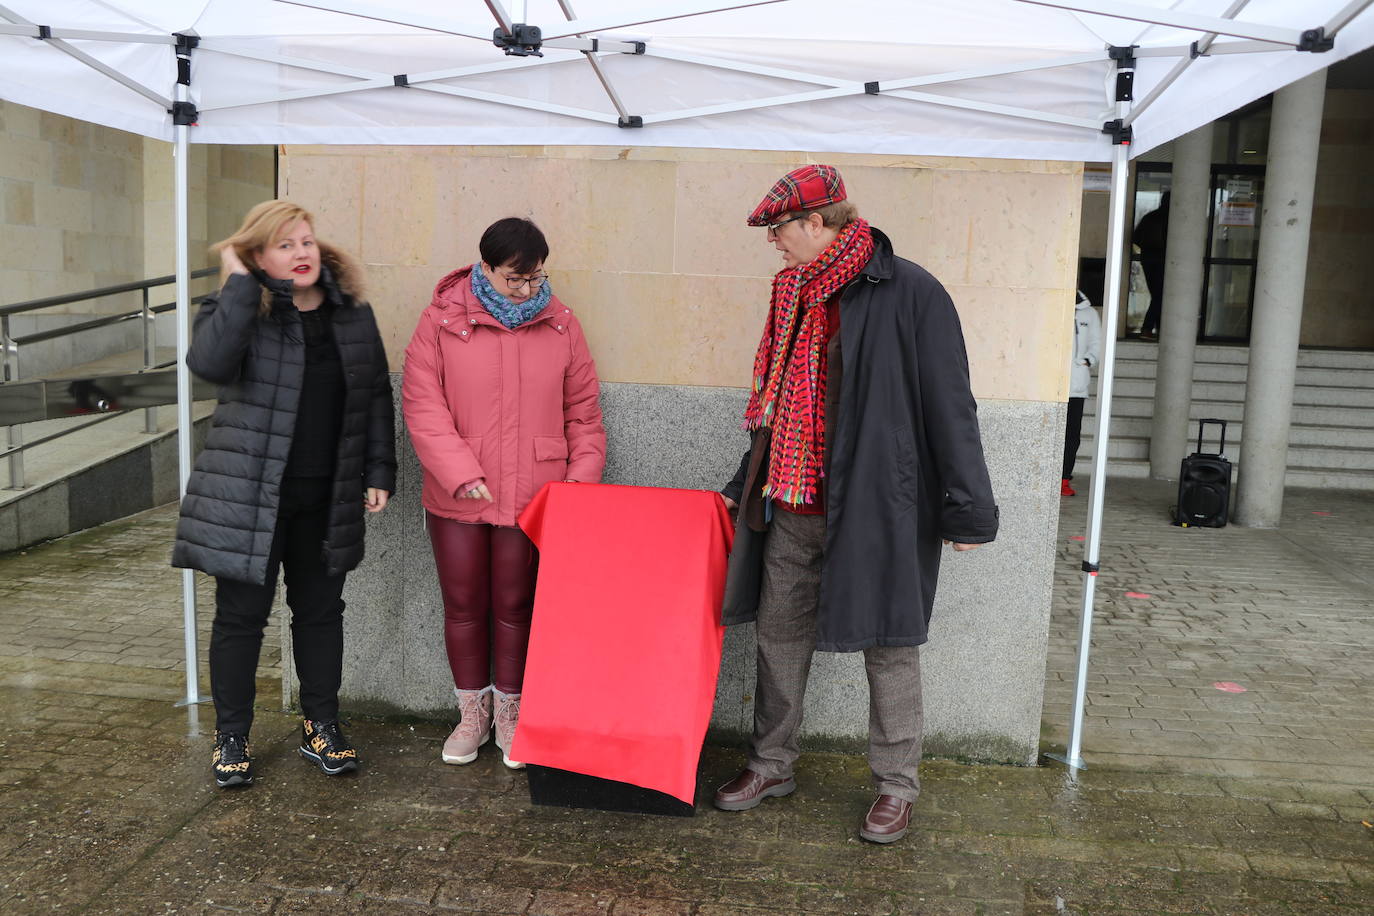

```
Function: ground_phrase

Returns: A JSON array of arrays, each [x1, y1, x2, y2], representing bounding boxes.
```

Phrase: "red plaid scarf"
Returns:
[[744, 218, 874, 506]]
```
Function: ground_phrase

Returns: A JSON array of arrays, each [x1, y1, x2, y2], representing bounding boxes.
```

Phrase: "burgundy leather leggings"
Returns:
[[426, 512, 538, 694]]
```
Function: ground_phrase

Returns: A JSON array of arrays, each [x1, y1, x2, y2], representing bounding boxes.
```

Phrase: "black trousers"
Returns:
[[209, 477, 346, 736], [1063, 397, 1085, 480]]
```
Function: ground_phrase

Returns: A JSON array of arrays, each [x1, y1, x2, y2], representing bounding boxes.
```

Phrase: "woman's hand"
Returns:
[[461, 482, 494, 502], [365, 488, 390, 513], [220, 245, 250, 276], [722, 495, 738, 511], [943, 540, 981, 552]]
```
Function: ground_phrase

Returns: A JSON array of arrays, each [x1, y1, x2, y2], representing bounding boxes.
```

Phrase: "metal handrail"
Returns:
[[13, 294, 213, 346], [2, 267, 220, 489], [0, 267, 217, 317]]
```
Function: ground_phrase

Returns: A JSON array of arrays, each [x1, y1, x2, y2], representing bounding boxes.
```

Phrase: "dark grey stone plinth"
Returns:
[[309, 378, 1062, 764]]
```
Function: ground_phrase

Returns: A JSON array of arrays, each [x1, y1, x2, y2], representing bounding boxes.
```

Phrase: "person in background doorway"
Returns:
[[1133, 191, 1169, 340], [173, 200, 396, 789], [1062, 289, 1102, 497], [402, 217, 605, 770]]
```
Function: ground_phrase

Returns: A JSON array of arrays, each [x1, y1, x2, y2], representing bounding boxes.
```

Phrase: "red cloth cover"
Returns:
[[512, 482, 734, 804]]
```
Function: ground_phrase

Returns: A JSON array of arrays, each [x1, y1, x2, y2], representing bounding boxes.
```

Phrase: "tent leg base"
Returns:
[[1043, 752, 1087, 771], [174, 696, 212, 708]]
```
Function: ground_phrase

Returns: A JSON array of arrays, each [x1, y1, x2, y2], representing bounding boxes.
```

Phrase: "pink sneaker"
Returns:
[[493, 691, 524, 769], [441, 687, 491, 765]]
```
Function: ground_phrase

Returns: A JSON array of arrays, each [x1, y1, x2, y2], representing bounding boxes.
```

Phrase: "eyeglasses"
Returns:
[[764, 214, 807, 235], [497, 272, 547, 291]]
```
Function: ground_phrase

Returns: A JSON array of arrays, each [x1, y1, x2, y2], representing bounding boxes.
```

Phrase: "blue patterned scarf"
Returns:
[[470, 263, 552, 329]]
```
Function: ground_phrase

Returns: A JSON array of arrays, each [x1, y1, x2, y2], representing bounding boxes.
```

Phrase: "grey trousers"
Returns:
[[747, 508, 925, 803]]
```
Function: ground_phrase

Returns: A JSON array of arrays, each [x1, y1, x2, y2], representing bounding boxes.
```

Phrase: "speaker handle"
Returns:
[[1197, 418, 1228, 456]]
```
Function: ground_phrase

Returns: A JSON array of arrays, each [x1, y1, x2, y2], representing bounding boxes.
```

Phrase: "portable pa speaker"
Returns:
[[1175, 419, 1232, 528]]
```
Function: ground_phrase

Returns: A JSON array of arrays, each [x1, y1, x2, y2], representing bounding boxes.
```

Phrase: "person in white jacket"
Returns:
[[1063, 290, 1102, 496]]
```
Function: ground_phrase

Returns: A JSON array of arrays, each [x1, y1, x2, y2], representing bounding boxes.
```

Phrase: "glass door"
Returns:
[[1201, 166, 1264, 341], [1128, 166, 1172, 336]]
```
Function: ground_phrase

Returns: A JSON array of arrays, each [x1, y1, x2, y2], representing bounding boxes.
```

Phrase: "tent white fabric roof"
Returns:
[[1, 0, 1370, 160]]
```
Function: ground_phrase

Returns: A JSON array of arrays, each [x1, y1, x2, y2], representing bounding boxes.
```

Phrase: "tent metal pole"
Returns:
[[648, 47, 1105, 92], [0, 24, 173, 43], [1012, 0, 1299, 46], [1326, 0, 1374, 34], [0, 4, 170, 107], [172, 68, 205, 709], [1123, 0, 1252, 129], [556, 0, 633, 122], [1046, 72, 1135, 773]]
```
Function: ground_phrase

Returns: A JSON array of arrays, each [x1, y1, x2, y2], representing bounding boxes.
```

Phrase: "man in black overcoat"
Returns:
[[715, 165, 999, 844]]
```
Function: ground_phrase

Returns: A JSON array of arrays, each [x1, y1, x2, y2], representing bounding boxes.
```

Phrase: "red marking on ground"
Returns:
[[1124, 591, 1152, 599], [1311, 511, 1334, 517], [1070, 535, 1085, 541], [1213, 682, 1247, 693]]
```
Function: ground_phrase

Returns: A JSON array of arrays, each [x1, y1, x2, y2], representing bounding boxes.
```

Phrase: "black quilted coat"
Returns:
[[172, 253, 396, 585]]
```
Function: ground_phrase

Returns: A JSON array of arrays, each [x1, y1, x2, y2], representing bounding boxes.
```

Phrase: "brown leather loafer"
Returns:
[[712, 768, 796, 811], [859, 794, 912, 843]]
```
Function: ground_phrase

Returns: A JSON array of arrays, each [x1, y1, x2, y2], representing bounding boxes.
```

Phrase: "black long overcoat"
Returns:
[[171, 256, 396, 585], [721, 228, 998, 651]]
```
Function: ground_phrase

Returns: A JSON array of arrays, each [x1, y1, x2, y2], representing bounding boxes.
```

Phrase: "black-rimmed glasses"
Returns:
[[498, 272, 547, 292], [765, 214, 807, 235]]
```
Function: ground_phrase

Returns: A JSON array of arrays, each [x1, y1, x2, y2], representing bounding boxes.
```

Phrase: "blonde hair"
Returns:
[[211, 200, 362, 313]]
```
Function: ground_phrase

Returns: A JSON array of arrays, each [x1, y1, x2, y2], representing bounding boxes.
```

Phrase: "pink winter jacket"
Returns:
[[402, 266, 606, 527]]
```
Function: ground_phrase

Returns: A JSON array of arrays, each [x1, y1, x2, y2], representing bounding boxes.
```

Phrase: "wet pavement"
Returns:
[[0, 482, 1372, 914]]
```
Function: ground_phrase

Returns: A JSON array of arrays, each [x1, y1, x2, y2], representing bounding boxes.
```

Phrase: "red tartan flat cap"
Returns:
[[746, 164, 847, 227]]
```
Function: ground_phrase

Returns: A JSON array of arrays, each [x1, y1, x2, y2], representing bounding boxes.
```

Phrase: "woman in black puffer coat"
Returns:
[[172, 200, 396, 789]]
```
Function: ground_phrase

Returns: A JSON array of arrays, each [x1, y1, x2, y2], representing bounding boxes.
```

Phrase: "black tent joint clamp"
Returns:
[[1107, 45, 1137, 67], [394, 74, 409, 87], [493, 23, 543, 57], [1297, 28, 1334, 53], [35, 24, 52, 40], [617, 115, 643, 128], [1082, 561, 1099, 575], [170, 101, 199, 126], [1102, 118, 1133, 146]]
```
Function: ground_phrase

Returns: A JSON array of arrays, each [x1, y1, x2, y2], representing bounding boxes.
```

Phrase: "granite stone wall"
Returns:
[[300, 382, 1062, 765]]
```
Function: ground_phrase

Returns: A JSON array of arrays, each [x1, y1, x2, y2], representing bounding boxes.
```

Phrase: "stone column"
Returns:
[[1236, 71, 1327, 527], [1149, 122, 1214, 480]]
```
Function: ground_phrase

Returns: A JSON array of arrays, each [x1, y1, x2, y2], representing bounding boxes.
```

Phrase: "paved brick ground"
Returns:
[[0, 503, 275, 677], [0, 481, 1371, 914], [1045, 479, 1374, 784]]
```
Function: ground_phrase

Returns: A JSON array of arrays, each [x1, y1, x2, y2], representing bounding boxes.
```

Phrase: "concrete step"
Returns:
[[1084, 397, 1374, 429], [1105, 376, 1374, 408], [1109, 359, 1374, 389], [1114, 341, 1374, 371], [1076, 457, 1374, 491], [1081, 440, 1374, 472], [1080, 415, 1374, 450]]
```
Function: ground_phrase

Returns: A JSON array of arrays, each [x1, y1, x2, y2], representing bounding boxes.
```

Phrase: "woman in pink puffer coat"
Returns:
[[402, 217, 606, 770]]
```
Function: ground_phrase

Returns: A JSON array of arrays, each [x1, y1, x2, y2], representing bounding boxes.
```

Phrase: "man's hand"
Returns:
[[364, 488, 390, 513], [943, 540, 981, 552], [722, 495, 738, 511]]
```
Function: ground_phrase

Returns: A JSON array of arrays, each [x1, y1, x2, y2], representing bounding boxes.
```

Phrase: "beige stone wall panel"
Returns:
[[280, 154, 365, 256], [2, 179, 35, 225], [360, 264, 441, 363], [951, 285, 1072, 403], [553, 269, 771, 388], [282, 145, 1079, 402]]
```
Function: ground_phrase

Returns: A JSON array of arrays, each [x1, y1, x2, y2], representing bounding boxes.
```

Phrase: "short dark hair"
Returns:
[[479, 217, 549, 275]]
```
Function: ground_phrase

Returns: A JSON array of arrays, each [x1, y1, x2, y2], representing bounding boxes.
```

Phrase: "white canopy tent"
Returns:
[[2, 0, 1370, 765]]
